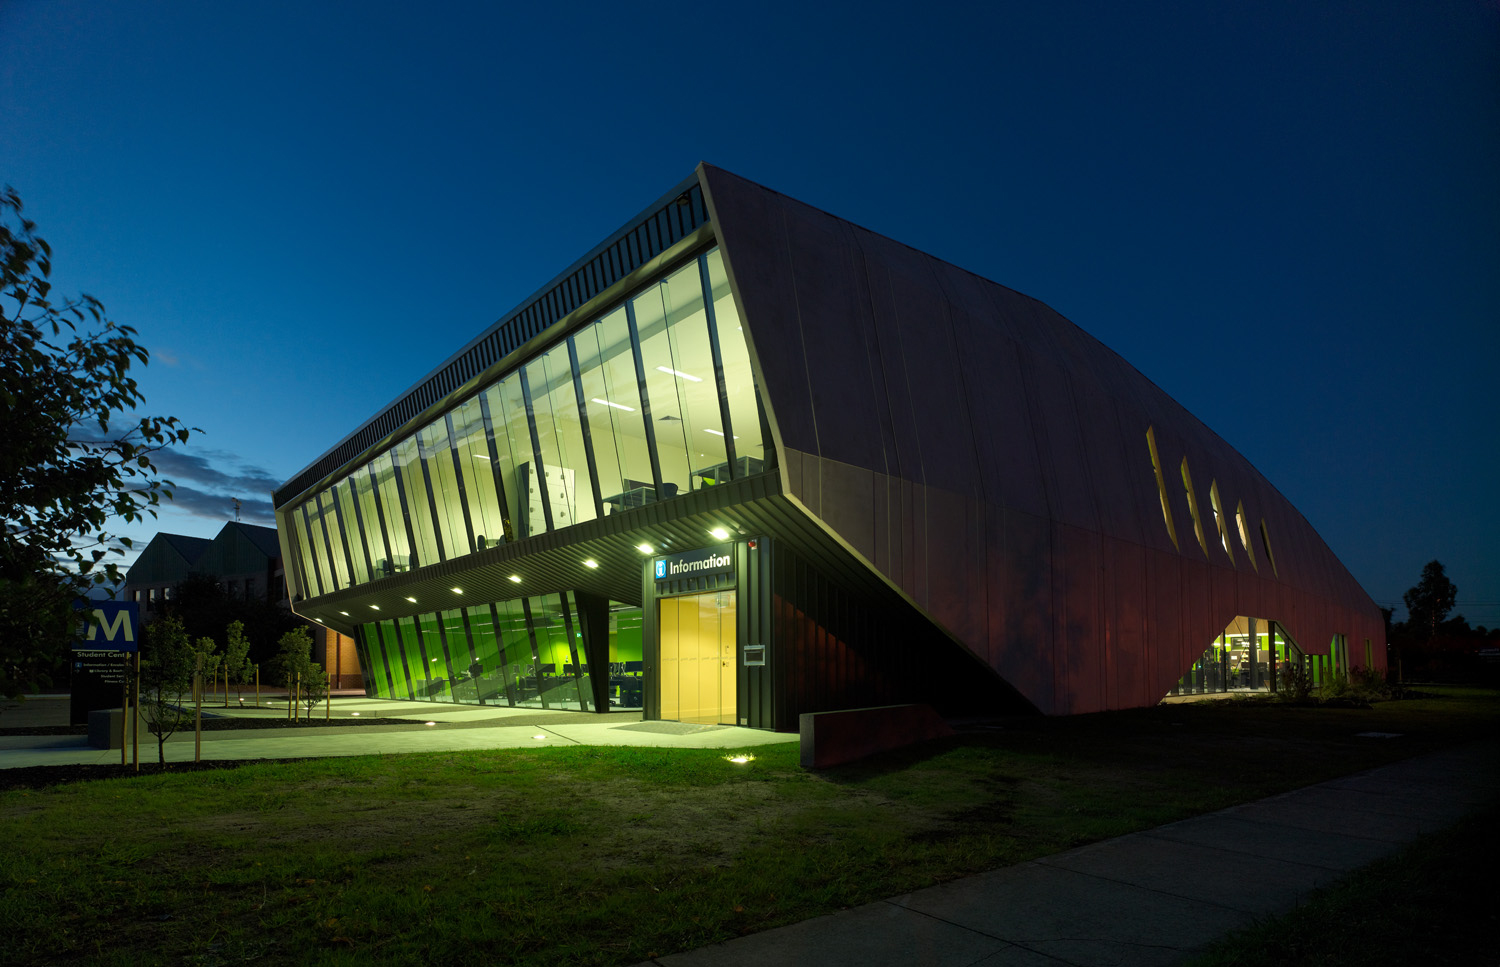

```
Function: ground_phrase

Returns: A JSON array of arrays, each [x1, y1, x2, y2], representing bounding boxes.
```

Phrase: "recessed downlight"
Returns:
[[637, 543, 653, 554], [405, 596, 417, 603], [584, 559, 599, 569], [369, 604, 380, 610], [508, 575, 522, 583], [451, 586, 463, 594], [710, 527, 730, 540], [339, 611, 349, 616]]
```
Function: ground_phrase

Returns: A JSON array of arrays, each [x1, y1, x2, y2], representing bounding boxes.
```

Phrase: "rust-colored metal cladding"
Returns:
[[699, 163, 1384, 715]]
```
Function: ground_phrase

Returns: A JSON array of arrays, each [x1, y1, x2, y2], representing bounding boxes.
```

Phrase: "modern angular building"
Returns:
[[272, 165, 1384, 729]]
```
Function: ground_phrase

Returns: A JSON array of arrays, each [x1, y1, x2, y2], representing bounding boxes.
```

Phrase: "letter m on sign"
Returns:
[[78, 601, 140, 652]]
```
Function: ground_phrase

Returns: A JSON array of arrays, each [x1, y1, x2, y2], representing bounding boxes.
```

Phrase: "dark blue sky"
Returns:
[[3, 1, 1496, 624]]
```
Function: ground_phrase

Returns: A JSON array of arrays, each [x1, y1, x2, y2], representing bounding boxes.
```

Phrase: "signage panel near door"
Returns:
[[654, 543, 734, 581]]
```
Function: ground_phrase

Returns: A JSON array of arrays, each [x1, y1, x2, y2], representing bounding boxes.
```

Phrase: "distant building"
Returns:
[[272, 165, 1384, 727], [123, 521, 361, 688]]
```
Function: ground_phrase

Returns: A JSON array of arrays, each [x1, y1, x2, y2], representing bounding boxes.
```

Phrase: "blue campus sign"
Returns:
[[73, 600, 140, 653]]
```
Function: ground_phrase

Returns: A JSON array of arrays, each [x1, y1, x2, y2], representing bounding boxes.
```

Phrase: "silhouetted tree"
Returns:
[[1404, 560, 1458, 642]]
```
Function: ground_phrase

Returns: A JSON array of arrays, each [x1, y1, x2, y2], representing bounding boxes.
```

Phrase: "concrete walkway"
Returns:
[[0, 696, 797, 768], [635, 740, 1499, 967]]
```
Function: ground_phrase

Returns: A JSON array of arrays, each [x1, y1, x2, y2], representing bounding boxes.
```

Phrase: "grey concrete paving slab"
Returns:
[[1267, 783, 1480, 819], [1141, 814, 1399, 871], [1036, 833, 1341, 913], [1318, 773, 1496, 804], [651, 899, 1014, 967], [1219, 795, 1468, 842], [891, 861, 1248, 967]]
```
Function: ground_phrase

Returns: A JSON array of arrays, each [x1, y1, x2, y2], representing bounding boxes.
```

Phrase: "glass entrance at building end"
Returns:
[[658, 591, 737, 725], [1170, 616, 1303, 696]]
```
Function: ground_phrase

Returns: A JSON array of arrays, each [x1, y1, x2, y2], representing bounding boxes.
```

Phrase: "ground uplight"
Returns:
[[725, 754, 755, 764]]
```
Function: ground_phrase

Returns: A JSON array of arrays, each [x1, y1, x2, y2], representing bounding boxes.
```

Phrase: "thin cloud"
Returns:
[[145, 448, 281, 525], [151, 448, 282, 495]]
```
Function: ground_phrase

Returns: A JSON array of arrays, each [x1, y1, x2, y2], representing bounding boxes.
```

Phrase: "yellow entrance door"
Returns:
[[658, 591, 737, 725]]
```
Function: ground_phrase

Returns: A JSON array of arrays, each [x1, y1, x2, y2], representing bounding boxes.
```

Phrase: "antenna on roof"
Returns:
[[232, 498, 241, 522]]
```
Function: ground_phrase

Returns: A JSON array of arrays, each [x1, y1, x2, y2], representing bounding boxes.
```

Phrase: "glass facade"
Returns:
[[355, 594, 645, 712], [284, 246, 766, 602]]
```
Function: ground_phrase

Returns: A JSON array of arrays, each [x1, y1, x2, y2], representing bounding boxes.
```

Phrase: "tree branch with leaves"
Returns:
[[1, 185, 197, 698]]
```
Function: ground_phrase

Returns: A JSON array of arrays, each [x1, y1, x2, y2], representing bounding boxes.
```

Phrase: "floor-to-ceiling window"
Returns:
[[284, 245, 769, 600]]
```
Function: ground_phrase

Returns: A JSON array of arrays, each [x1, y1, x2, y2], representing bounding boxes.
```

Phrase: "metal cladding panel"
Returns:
[[1107, 536, 1151, 708], [1178, 555, 1214, 675], [1074, 380, 1146, 549], [1054, 521, 1104, 715], [698, 163, 1385, 712], [950, 311, 1049, 519], [1147, 547, 1185, 700], [881, 247, 982, 497], [994, 506, 1056, 714], [700, 168, 818, 456], [925, 488, 986, 648], [808, 454, 877, 567], [781, 205, 890, 473], [1024, 352, 1099, 533], [871, 472, 892, 576], [860, 246, 925, 487]]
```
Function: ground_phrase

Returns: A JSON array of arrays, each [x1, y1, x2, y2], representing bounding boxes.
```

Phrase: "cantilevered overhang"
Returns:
[[291, 465, 945, 646]]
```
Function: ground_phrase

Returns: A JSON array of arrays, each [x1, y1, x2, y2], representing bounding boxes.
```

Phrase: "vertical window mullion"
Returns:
[[417, 434, 448, 563], [366, 463, 395, 578], [346, 477, 375, 581], [567, 336, 605, 520], [445, 412, 477, 556], [298, 504, 325, 597], [488, 602, 517, 706], [625, 300, 665, 493], [559, 591, 588, 712], [329, 486, 358, 587], [477, 391, 514, 543], [520, 597, 551, 710], [699, 253, 740, 476], [518, 367, 555, 532]]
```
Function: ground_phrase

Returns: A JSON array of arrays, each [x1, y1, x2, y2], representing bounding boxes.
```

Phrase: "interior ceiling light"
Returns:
[[472, 453, 491, 461], [339, 611, 349, 616], [584, 559, 599, 568], [655, 365, 702, 382], [451, 587, 463, 594], [508, 575, 522, 583], [703, 428, 740, 438], [637, 543, 653, 554], [405, 596, 417, 603], [591, 397, 634, 412], [369, 604, 380, 610], [710, 527, 730, 540]]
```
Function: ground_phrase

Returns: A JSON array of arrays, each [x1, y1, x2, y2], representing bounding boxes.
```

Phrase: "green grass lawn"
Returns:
[[2, 686, 1496, 966]]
